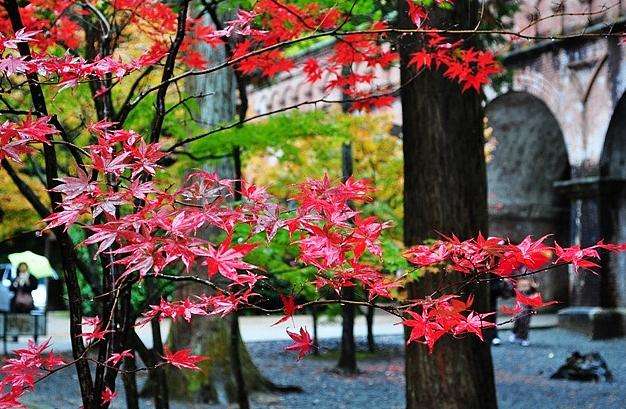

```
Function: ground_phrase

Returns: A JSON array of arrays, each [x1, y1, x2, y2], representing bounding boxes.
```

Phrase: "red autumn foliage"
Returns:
[[285, 327, 315, 360], [0, 0, 621, 406]]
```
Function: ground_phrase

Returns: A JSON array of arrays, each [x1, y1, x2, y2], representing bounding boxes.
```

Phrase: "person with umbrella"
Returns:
[[10, 262, 38, 313], [7, 250, 57, 310]]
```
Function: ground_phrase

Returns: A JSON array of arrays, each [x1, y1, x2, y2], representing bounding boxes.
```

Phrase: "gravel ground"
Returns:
[[20, 328, 626, 409]]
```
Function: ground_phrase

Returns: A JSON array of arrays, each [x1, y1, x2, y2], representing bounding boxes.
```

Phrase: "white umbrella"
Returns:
[[8, 251, 58, 279]]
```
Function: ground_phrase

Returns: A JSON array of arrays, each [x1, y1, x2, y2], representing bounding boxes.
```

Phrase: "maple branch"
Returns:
[[3, 1, 95, 405], [149, 0, 190, 144], [116, 65, 155, 125], [427, 262, 571, 299], [147, 272, 221, 292], [164, 64, 424, 152], [517, 4, 616, 35], [129, 20, 626, 109], [169, 150, 233, 161], [245, 298, 403, 317], [165, 90, 215, 116]]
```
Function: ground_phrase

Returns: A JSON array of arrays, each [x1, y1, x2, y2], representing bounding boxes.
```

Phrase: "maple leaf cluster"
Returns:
[[0, 115, 57, 162], [403, 233, 624, 277], [406, 1, 502, 92], [403, 234, 626, 347], [0, 339, 64, 407], [0, 0, 621, 405], [289, 176, 399, 299], [403, 294, 494, 351]]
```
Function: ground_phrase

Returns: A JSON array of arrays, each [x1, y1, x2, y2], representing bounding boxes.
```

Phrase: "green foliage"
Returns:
[[67, 227, 98, 315], [189, 110, 353, 158]]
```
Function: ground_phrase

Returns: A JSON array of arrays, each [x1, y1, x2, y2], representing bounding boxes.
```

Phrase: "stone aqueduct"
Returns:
[[246, 1, 626, 338]]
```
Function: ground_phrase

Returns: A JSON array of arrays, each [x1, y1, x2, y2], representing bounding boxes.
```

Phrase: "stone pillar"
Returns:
[[554, 176, 626, 339]]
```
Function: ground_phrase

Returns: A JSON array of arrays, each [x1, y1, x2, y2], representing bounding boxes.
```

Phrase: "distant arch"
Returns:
[[486, 91, 571, 301], [599, 92, 626, 308]]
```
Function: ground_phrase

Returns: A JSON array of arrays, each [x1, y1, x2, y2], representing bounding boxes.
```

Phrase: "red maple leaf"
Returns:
[[554, 243, 600, 272], [285, 327, 313, 360], [101, 387, 117, 404], [499, 303, 524, 316], [105, 349, 134, 366], [162, 347, 207, 370], [515, 290, 558, 310], [0, 387, 24, 409], [272, 295, 298, 326]]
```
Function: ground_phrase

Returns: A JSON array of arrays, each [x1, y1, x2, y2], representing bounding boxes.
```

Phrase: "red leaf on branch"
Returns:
[[554, 243, 600, 272], [272, 295, 298, 326], [285, 327, 313, 360], [499, 303, 524, 316], [105, 349, 134, 366], [101, 387, 117, 404], [514, 290, 558, 310], [162, 347, 207, 370]]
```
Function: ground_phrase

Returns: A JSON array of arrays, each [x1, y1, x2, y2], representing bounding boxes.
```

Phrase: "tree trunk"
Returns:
[[164, 15, 297, 403], [230, 312, 250, 409], [337, 142, 358, 373], [398, 1, 497, 408], [311, 305, 320, 356], [365, 305, 376, 353], [337, 287, 358, 372], [146, 277, 170, 409], [122, 354, 140, 409], [166, 305, 276, 403]]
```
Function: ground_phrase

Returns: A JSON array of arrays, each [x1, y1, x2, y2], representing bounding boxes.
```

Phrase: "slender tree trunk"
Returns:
[[2, 1, 95, 407], [122, 354, 140, 409], [398, 1, 497, 408], [231, 146, 251, 409], [337, 141, 358, 373], [311, 305, 320, 355], [337, 286, 357, 372], [365, 305, 376, 353], [165, 14, 300, 403], [147, 278, 170, 409], [230, 312, 250, 409]]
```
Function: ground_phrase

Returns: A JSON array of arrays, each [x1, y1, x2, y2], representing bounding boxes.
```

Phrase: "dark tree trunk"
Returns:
[[337, 142, 358, 373], [231, 144, 250, 409], [2, 1, 95, 406], [311, 305, 320, 356], [398, 1, 497, 408], [122, 354, 140, 409], [337, 287, 358, 372], [147, 278, 170, 409], [365, 305, 376, 353], [230, 312, 250, 409]]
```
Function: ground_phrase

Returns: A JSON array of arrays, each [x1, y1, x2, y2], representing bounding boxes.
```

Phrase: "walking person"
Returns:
[[490, 278, 514, 345], [10, 262, 38, 313], [509, 278, 537, 347]]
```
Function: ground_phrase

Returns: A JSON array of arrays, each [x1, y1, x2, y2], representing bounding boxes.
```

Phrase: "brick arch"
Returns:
[[599, 91, 626, 308], [601, 92, 626, 178], [485, 90, 571, 301], [511, 70, 565, 134], [268, 91, 281, 111]]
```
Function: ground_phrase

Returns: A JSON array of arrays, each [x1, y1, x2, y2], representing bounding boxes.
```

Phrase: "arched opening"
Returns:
[[600, 93, 626, 308], [486, 91, 571, 302]]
